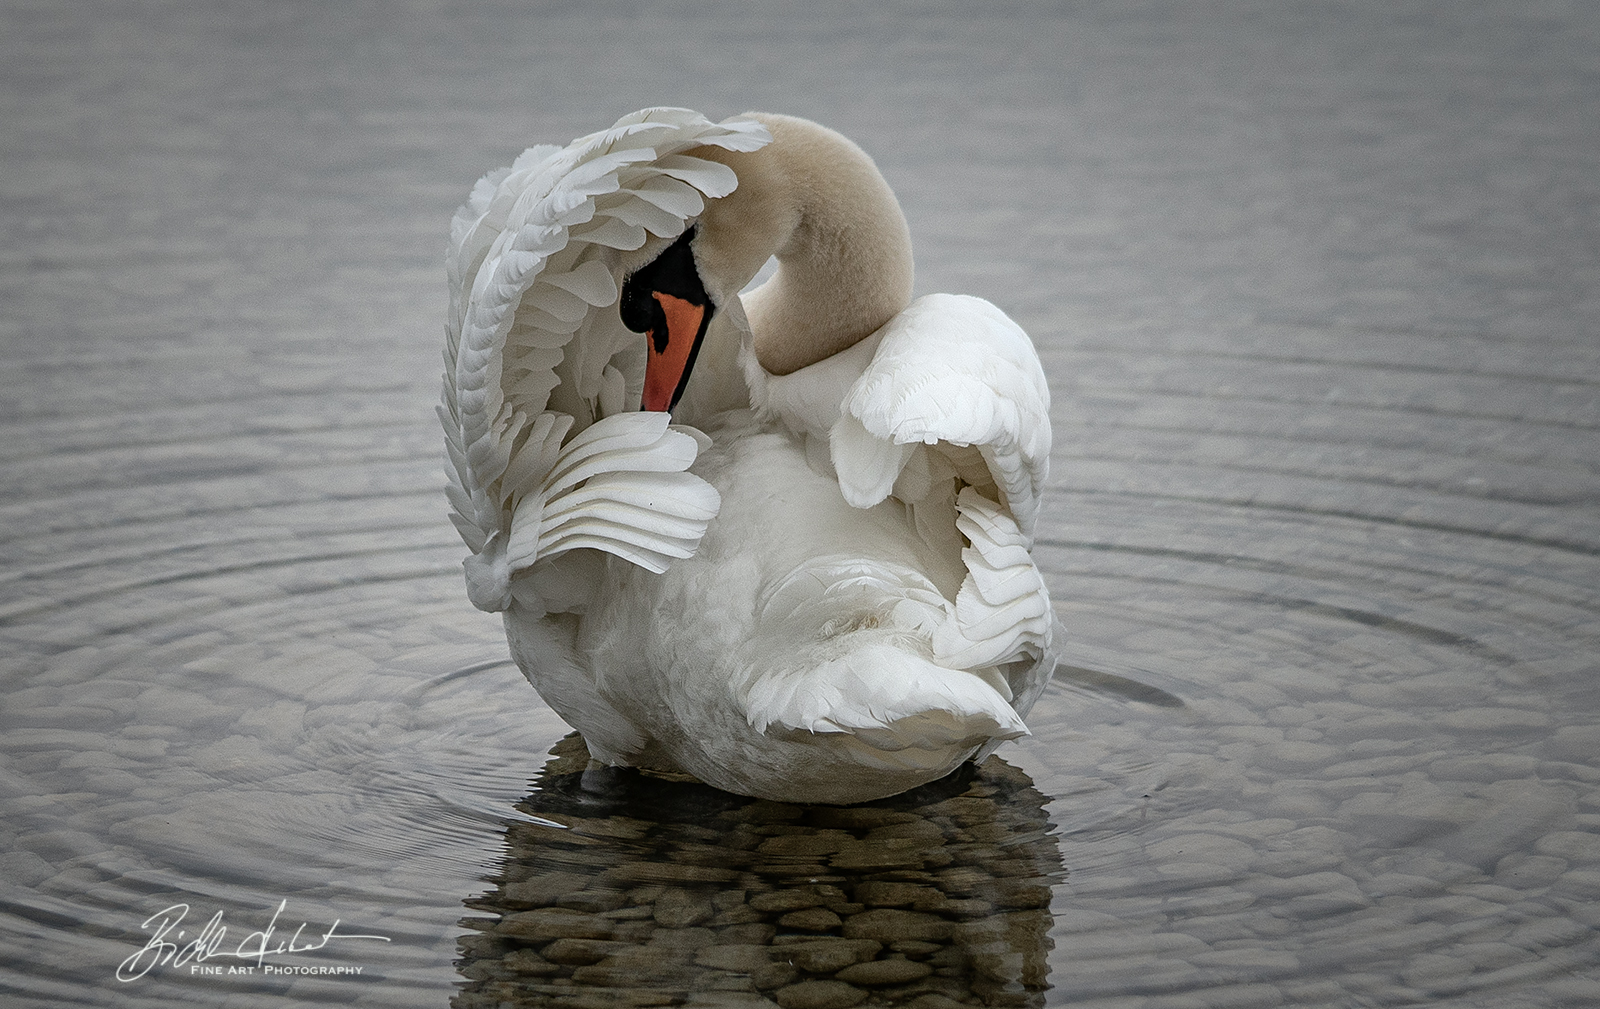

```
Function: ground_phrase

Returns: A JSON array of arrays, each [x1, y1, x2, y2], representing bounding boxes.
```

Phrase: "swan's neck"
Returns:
[[690, 113, 915, 377]]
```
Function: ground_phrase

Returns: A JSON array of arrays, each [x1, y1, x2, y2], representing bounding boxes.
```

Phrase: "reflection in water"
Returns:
[[456, 736, 1065, 1008], [6, 3, 1600, 1006]]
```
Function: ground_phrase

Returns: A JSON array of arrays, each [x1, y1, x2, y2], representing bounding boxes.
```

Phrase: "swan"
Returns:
[[441, 108, 1055, 803]]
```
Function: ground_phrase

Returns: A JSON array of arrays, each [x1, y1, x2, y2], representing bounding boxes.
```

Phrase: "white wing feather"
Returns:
[[830, 293, 1051, 540], [442, 109, 772, 612], [931, 489, 1053, 670]]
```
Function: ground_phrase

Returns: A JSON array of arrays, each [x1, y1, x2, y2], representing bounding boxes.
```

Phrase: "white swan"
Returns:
[[441, 109, 1054, 803]]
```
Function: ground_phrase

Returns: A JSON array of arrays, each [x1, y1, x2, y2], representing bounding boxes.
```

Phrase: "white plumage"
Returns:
[[442, 108, 1056, 802]]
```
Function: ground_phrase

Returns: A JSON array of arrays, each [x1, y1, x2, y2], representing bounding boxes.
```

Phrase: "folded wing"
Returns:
[[830, 293, 1051, 538], [828, 293, 1055, 684]]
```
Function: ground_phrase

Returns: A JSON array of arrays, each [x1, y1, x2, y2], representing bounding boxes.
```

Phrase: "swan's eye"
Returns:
[[621, 227, 707, 333], [620, 289, 670, 354], [619, 266, 666, 337]]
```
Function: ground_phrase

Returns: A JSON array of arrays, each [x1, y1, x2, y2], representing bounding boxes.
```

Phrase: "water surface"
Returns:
[[2, 2, 1598, 1006]]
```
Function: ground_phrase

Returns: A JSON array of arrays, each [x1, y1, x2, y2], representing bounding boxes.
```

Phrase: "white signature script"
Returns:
[[116, 899, 390, 982]]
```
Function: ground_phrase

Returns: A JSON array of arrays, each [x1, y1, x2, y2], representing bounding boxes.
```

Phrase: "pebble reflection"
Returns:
[[4, 2, 1599, 1006], [456, 736, 1065, 1009]]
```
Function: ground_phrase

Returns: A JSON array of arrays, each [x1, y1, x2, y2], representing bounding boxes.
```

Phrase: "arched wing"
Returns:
[[441, 108, 771, 612]]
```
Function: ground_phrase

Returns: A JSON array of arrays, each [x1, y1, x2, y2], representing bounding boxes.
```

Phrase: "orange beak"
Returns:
[[641, 292, 708, 413]]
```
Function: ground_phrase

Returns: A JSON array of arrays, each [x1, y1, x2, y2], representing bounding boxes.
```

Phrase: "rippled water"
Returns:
[[3, 2, 1598, 1006]]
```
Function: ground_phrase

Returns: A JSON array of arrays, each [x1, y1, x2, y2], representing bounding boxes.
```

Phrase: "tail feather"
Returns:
[[740, 643, 1027, 759]]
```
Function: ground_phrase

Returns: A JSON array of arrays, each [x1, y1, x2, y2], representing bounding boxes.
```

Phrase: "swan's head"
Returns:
[[619, 113, 914, 412], [619, 225, 715, 413]]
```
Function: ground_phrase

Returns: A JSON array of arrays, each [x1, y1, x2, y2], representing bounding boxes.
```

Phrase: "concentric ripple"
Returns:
[[4, 2, 1599, 1007]]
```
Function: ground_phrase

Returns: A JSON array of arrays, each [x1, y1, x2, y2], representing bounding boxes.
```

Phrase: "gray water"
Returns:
[[3, 2, 1598, 1006]]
